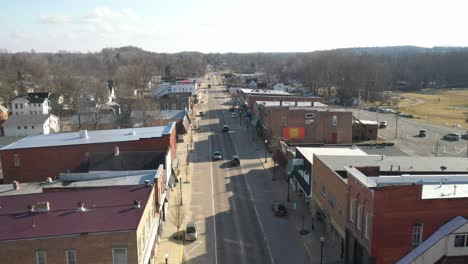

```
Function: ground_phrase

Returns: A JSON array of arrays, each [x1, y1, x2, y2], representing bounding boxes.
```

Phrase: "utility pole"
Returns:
[[435, 140, 439, 157], [395, 94, 399, 139]]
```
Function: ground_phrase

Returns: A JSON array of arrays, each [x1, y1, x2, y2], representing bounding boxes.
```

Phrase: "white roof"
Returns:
[[422, 183, 468, 199], [356, 120, 379, 125], [296, 147, 368, 164], [257, 101, 327, 107], [240, 88, 293, 96], [1, 123, 174, 150]]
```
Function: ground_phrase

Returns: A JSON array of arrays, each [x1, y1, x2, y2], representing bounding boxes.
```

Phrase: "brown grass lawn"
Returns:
[[397, 89, 468, 129]]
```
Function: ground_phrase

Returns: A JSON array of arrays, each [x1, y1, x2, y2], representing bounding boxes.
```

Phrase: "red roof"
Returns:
[[0, 186, 152, 241]]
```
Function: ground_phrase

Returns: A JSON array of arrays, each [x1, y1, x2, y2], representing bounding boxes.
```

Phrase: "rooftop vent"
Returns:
[[36, 201, 50, 212], [79, 130, 88, 139], [45, 177, 53, 183], [77, 202, 87, 212], [144, 180, 153, 187], [12, 180, 20, 190], [114, 146, 120, 157], [126, 131, 136, 136], [441, 166, 447, 172], [133, 200, 142, 209], [27, 204, 36, 213]]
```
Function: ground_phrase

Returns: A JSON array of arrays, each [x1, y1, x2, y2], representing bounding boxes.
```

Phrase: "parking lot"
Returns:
[[355, 109, 468, 157]]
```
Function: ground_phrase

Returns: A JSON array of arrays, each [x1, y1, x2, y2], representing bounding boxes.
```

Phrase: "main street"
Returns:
[[184, 73, 315, 264]]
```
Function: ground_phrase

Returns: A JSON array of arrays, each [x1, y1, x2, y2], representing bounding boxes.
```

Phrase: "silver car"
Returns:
[[443, 133, 461, 141], [185, 221, 198, 241]]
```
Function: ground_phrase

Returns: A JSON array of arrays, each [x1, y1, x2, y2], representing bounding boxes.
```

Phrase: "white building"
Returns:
[[273, 83, 293, 92], [10, 93, 51, 115], [153, 83, 198, 98], [2, 114, 60, 136]]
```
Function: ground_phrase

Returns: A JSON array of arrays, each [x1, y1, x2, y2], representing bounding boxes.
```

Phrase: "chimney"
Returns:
[[36, 201, 50, 212], [390, 165, 393, 171], [295, 101, 298, 106], [133, 200, 142, 209], [77, 202, 87, 212], [13, 180, 20, 190], [79, 130, 88, 139]]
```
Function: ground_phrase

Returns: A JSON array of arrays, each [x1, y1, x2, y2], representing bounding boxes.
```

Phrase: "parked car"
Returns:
[[229, 107, 235, 112], [271, 201, 287, 216], [231, 155, 240, 166], [212, 151, 222, 161], [367, 106, 377, 112], [185, 221, 198, 241], [418, 129, 427, 137], [462, 132, 468, 140], [222, 125, 229, 132], [443, 133, 461, 141], [379, 121, 388, 128], [231, 112, 237, 118]]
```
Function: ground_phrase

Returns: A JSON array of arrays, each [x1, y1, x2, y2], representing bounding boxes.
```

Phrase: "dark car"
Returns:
[[462, 132, 468, 140], [231, 155, 240, 166], [271, 201, 287, 216], [418, 129, 427, 137], [212, 151, 222, 161], [222, 125, 229, 132]]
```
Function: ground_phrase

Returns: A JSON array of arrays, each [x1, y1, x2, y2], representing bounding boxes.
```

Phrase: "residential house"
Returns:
[[0, 123, 177, 183], [0, 105, 8, 136], [1, 114, 59, 136], [10, 92, 51, 115]]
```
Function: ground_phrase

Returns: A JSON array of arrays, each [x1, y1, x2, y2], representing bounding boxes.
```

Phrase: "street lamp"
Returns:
[[320, 236, 325, 264], [179, 176, 183, 206], [165, 253, 169, 264], [264, 140, 268, 163]]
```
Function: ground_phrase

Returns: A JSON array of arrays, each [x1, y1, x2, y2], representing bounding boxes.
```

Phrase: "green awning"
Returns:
[[251, 116, 259, 126]]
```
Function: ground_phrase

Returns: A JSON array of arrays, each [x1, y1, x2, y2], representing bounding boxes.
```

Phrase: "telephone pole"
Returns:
[[395, 94, 399, 139]]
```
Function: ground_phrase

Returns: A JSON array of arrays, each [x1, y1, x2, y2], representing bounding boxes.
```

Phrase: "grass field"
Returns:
[[397, 89, 468, 129]]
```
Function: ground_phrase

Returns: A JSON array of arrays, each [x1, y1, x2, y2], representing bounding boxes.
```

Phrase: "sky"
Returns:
[[1, 0, 468, 53]]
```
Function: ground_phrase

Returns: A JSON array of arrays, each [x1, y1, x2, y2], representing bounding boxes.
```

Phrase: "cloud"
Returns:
[[38, 14, 71, 24], [10, 31, 27, 39], [84, 7, 138, 21]]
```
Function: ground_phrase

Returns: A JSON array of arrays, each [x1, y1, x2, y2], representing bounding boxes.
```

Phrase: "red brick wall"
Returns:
[[1, 130, 175, 183], [0, 231, 138, 264], [347, 173, 468, 264], [259, 106, 352, 144]]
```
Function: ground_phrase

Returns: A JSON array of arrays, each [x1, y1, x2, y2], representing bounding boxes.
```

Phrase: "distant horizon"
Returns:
[[2, 45, 468, 55], [2, 0, 468, 53]]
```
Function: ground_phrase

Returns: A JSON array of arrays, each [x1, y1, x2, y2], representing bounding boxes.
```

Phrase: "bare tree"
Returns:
[[132, 97, 160, 127], [170, 192, 186, 240]]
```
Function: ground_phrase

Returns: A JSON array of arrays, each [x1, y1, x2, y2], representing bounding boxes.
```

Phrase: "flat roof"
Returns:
[[0, 185, 152, 241], [256, 101, 327, 107], [0, 169, 161, 197], [296, 147, 368, 164], [240, 88, 293, 96], [317, 155, 468, 172], [1, 123, 174, 150], [354, 120, 379, 125]]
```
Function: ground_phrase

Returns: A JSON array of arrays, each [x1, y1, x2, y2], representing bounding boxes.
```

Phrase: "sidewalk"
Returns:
[[251, 136, 344, 264], [156, 132, 194, 264]]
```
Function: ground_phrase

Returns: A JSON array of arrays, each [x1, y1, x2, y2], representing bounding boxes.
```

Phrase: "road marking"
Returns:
[[185, 241, 203, 257], [227, 122, 275, 264], [207, 87, 219, 264]]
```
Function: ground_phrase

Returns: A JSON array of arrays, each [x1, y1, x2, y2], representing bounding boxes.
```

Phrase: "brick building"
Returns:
[[311, 155, 468, 262], [255, 101, 353, 146], [0, 123, 176, 183], [344, 165, 468, 264], [0, 178, 164, 264]]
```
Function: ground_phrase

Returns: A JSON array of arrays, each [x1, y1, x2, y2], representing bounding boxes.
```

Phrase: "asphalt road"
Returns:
[[355, 109, 468, 157], [185, 73, 311, 264]]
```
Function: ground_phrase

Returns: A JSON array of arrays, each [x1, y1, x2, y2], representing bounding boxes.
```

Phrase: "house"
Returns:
[[0, 123, 177, 183], [0, 181, 163, 264], [1, 114, 59, 136], [10, 92, 51, 115], [345, 165, 468, 264], [153, 83, 198, 99], [272, 83, 293, 92]]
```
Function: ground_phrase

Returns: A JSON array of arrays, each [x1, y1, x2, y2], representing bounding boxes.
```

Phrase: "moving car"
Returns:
[[462, 132, 468, 140], [443, 133, 461, 141], [185, 221, 198, 241], [212, 151, 222, 161], [222, 125, 229, 132], [418, 129, 427, 137], [379, 121, 388, 128], [271, 201, 287, 216], [231, 113, 237, 118], [231, 155, 240, 166]]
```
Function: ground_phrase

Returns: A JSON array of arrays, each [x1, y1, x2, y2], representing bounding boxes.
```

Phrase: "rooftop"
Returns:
[[296, 147, 368, 164], [0, 185, 153, 241], [1, 123, 174, 150], [257, 101, 327, 107], [317, 155, 468, 172], [2, 114, 52, 127], [240, 88, 294, 96]]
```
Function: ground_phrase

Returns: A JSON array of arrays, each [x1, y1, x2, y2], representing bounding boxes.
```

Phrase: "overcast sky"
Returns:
[[2, 0, 468, 53]]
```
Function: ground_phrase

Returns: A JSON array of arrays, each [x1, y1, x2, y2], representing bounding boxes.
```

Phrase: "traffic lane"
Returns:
[[230, 132, 312, 264], [209, 106, 271, 262]]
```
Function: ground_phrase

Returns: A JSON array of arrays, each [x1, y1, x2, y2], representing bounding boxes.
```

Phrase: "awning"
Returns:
[[251, 116, 260, 126]]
